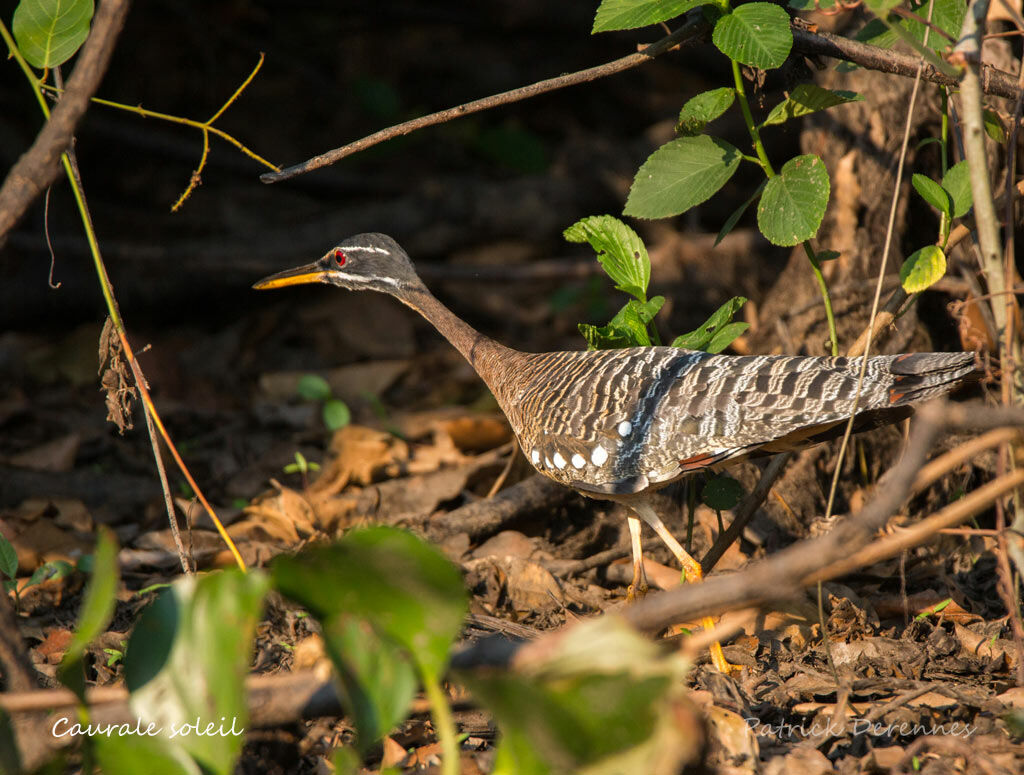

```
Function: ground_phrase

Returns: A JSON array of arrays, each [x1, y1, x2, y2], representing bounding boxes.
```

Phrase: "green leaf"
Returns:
[[297, 374, 332, 402], [57, 527, 118, 701], [857, 0, 965, 52], [911, 173, 952, 218], [715, 180, 766, 246], [580, 298, 665, 350], [94, 736, 200, 775], [323, 399, 351, 431], [125, 570, 269, 775], [757, 154, 829, 246], [461, 618, 690, 774], [677, 87, 735, 136], [701, 475, 745, 510], [271, 527, 467, 683], [817, 250, 841, 262], [983, 109, 1006, 143], [672, 297, 748, 351], [611, 297, 664, 345], [706, 321, 750, 354], [579, 322, 634, 351], [624, 136, 741, 219], [564, 216, 650, 300], [321, 618, 418, 753], [899, 245, 946, 293], [712, 3, 793, 70], [862, 0, 904, 13], [0, 533, 16, 581], [12, 0, 94, 68], [592, 0, 707, 33], [941, 161, 973, 218], [27, 559, 74, 588], [761, 84, 863, 127]]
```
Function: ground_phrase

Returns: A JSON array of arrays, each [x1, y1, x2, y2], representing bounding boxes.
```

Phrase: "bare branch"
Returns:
[[791, 24, 1021, 101], [261, 17, 711, 183]]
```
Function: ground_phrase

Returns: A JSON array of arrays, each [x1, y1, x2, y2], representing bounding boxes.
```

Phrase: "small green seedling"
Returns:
[[284, 451, 321, 489], [297, 374, 352, 431], [103, 642, 126, 667], [914, 597, 952, 622]]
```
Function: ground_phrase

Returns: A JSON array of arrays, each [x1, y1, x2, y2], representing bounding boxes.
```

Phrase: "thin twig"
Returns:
[[260, 17, 711, 182], [701, 452, 791, 573], [824, 0, 936, 520], [51, 71, 194, 576], [805, 467, 1024, 584], [912, 426, 1020, 492]]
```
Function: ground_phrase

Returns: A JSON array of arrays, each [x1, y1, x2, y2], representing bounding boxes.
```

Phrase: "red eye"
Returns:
[[334, 250, 346, 267]]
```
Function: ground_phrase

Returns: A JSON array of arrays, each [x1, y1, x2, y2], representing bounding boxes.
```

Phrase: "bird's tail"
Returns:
[[885, 351, 980, 405]]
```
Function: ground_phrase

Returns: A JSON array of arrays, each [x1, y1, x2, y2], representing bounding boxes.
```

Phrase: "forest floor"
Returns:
[[2, 1, 1023, 773]]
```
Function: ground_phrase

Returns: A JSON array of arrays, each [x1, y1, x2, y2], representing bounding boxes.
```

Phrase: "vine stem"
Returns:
[[731, 58, 839, 355], [421, 669, 459, 775], [0, 18, 247, 574], [802, 243, 840, 356]]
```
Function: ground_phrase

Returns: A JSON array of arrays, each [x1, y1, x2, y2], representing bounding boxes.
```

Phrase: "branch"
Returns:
[[791, 24, 1021, 101], [590, 401, 1024, 635], [0, 0, 131, 250], [260, 17, 711, 183]]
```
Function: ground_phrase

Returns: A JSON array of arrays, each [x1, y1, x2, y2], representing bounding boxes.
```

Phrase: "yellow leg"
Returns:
[[626, 516, 648, 602], [631, 502, 740, 675]]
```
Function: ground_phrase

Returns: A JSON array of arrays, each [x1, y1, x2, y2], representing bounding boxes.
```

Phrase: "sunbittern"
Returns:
[[255, 233, 978, 673]]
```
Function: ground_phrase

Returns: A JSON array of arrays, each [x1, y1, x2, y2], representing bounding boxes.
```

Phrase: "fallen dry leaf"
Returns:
[[470, 530, 536, 561], [311, 424, 410, 495], [464, 555, 563, 614], [34, 628, 73, 664], [706, 704, 759, 774]]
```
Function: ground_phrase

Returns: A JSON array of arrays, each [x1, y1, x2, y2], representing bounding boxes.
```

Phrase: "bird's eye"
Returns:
[[334, 250, 346, 267]]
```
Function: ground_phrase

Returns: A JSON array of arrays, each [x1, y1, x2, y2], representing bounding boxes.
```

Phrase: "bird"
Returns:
[[254, 232, 979, 672]]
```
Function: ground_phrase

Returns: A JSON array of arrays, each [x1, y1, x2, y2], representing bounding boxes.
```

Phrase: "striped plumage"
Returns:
[[502, 348, 977, 496], [255, 233, 978, 671]]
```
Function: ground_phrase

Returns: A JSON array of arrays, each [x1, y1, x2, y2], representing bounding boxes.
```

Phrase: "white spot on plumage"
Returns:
[[553, 452, 567, 469], [617, 420, 632, 437], [571, 453, 585, 469], [591, 445, 608, 466], [544, 455, 553, 468], [531, 449, 540, 464]]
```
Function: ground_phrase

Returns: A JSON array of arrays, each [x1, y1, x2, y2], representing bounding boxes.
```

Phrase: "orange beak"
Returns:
[[252, 261, 329, 290]]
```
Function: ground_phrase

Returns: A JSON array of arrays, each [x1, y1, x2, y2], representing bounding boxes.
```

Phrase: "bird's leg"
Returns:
[[626, 515, 648, 601], [632, 503, 703, 581], [630, 502, 740, 675]]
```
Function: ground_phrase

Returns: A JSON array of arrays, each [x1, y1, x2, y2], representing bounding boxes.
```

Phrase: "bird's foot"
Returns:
[[704, 620, 743, 676], [626, 580, 649, 602]]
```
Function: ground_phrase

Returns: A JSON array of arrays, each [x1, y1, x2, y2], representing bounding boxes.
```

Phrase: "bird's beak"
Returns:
[[252, 262, 330, 290]]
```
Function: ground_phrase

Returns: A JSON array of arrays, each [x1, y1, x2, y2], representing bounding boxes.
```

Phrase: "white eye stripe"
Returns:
[[332, 270, 400, 288], [344, 245, 389, 255]]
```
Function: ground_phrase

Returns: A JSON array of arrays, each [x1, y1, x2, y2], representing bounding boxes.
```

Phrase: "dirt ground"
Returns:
[[2, 1, 1023, 773]]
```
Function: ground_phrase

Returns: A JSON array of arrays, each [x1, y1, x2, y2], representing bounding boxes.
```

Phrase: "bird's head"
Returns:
[[253, 233, 421, 295]]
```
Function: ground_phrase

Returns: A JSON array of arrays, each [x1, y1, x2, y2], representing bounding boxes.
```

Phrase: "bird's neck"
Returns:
[[398, 285, 524, 404]]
